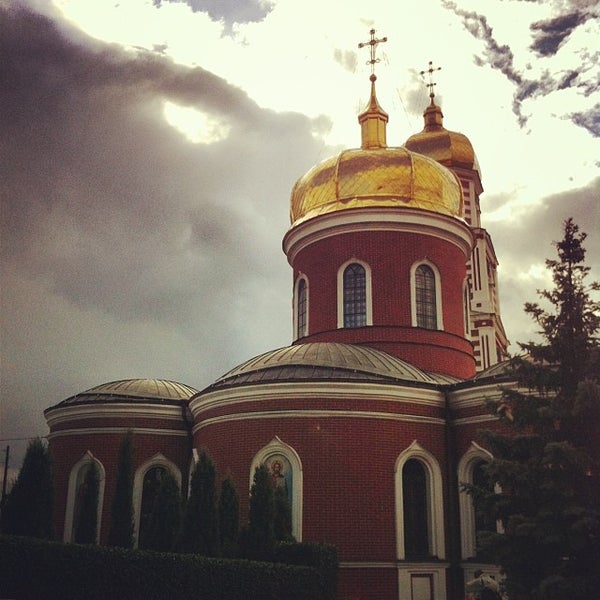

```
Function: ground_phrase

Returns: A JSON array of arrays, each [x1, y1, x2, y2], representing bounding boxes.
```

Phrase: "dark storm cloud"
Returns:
[[153, 0, 274, 28], [440, 1, 600, 135], [0, 3, 331, 463], [568, 103, 600, 138], [0, 3, 324, 324], [529, 11, 590, 56]]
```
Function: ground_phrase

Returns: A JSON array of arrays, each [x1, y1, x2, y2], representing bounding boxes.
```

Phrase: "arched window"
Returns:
[[411, 261, 443, 330], [64, 451, 105, 543], [415, 264, 437, 329], [457, 442, 497, 560], [133, 454, 181, 547], [251, 437, 303, 541], [138, 466, 167, 549], [343, 263, 366, 327], [403, 459, 429, 558], [295, 276, 308, 340], [395, 441, 445, 560]]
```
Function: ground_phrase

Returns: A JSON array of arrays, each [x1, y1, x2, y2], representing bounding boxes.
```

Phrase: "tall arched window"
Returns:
[[138, 466, 166, 549], [395, 441, 445, 560], [64, 451, 105, 543], [133, 454, 181, 547], [343, 263, 366, 327], [295, 277, 308, 340], [415, 264, 437, 329], [251, 437, 303, 541], [457, 442, 496, 559], [403, 459, 429, 558]]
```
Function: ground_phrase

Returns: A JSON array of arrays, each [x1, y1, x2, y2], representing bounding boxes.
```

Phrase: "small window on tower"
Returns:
[[296, 277, 308, 339], [343, 263, 367, 327], [413, 263, 441, 330]]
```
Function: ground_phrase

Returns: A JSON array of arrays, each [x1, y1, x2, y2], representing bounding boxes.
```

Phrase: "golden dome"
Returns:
[[405, 102, 478, 172], [290, 146, 463, 226]]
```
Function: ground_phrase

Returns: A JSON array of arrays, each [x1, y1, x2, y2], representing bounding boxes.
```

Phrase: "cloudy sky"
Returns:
[[1, 0, 599, 471]]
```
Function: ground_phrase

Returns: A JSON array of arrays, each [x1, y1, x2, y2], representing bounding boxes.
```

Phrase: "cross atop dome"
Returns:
[[358, 28, 388, 81], [357, 28, 389, 149], [420, 60, 441, 105]]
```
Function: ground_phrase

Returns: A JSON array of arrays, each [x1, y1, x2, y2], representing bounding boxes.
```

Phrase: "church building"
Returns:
[[45, 34, 512, 600]]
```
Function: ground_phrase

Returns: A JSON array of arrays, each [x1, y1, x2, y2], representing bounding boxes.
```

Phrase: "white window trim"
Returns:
[[395, 440, 446, 560], [133, 453, 182, 547], [63, 451, 106, 543], [457, 442, 499, 560], [337, 258, 373, 328], [293, 274, 309, 341], [250, 436, 303, 541], [410, 260, 444, 330]]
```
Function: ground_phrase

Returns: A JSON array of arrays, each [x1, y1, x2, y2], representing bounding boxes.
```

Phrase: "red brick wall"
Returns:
[[291, 229, 474, 377]]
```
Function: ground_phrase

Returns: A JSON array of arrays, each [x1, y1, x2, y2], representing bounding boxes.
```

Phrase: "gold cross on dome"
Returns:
[[420, 60, 441, 102], [358, 28, 388, 77]]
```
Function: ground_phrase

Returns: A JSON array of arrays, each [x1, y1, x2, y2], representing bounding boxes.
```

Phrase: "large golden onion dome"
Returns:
[[405, 100, 479, 173], [290, 75, 462, 227]]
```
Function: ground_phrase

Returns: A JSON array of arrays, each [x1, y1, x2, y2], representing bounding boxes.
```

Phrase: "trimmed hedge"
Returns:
[[0, 535, 334, 600]]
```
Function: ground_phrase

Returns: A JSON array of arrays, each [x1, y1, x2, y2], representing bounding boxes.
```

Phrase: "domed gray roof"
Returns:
[[49, 378, 198, 409], [205, 343, 459, 391]]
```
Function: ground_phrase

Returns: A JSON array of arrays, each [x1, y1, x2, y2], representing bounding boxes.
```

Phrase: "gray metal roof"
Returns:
[[49, 378, 198, 409], [206, 343, 460, 391]]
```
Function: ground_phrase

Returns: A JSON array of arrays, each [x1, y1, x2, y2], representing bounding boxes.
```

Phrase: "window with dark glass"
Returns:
[[297, 278, 307, 339], [403, 459, 429, 558], [343, 263, 366, 327], [138, 466, 166, 549], [415, 264, 437, 329], [472, 460, 496, 539]]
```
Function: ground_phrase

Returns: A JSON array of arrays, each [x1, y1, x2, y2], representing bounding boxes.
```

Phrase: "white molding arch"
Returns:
[[63, 451, 106, 543], [337, 258, 373, 328], [250, 436, 303, 541], [395, 440, 446, 560], [457, 442, 494, 560], [133, 453, 181, 547], [410, 259, 444, 330], [293, 274, 309, 341]]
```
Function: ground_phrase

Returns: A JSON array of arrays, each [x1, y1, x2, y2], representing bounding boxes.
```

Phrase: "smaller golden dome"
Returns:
[[290, 146, 462, 226], [405, 102, 478, 172]]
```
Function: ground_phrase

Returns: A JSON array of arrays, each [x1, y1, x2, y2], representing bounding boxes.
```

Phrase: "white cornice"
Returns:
[[47, 427, 189, 440], [452, 414, 498, 426], [193, 409, 445, 433], [190, 382, 444, 417], [45, 403, 184, 427], [448, 382, 506, 409], [282, 208, 473, 263]]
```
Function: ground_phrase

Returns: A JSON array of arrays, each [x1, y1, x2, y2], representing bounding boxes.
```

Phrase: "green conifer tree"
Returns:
[[107, 431, 135, 548], [273, 485, 294, 542], [473, 219, 600, 600], [73, 461, 100, 544], [243, 464, 275, 560], [219, 473, 240, 557], [0, 437, 54, 539], [142, 469, 181, 552], [178, 450, 219, 555]]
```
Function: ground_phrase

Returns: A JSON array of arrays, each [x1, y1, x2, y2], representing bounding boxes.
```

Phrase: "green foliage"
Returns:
[[273, 542, 338, 600], [474, 219, 600, 600], [0, 535, 331, 600], [178, 450, 219, 556], [141, 470, 181, 552], [73, 462, 100, 544], [242, 464, 275, 560], [108, 431, 135, 548], [0, 438, 54, 539], [218, 473, 240, 557], [273, 485, 294, 542]]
